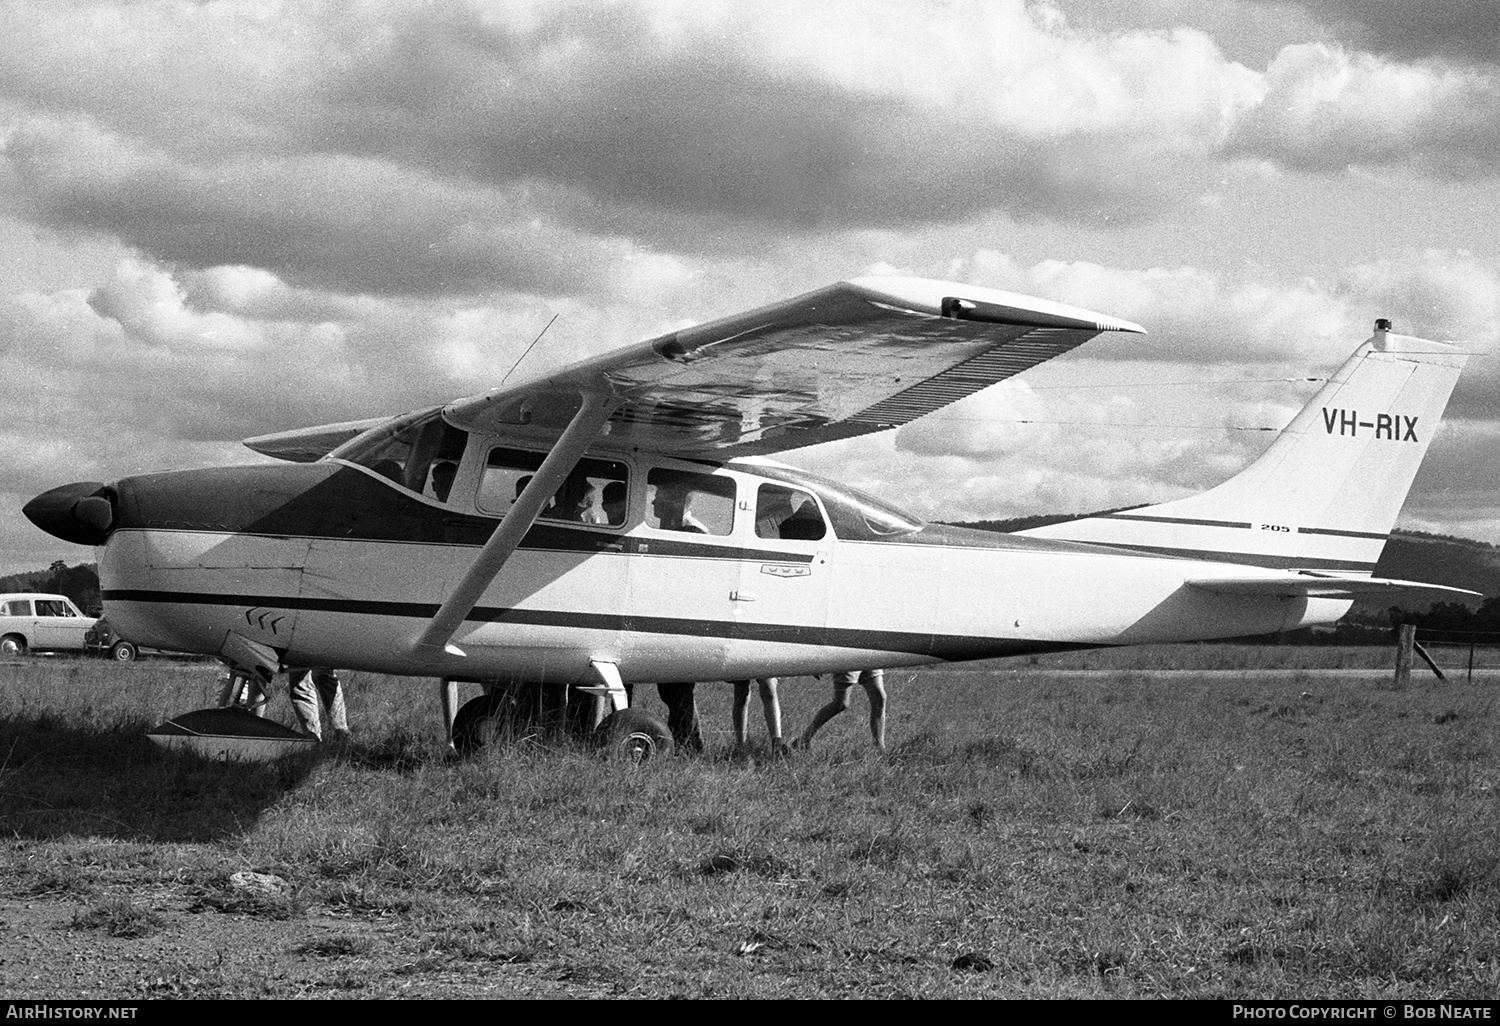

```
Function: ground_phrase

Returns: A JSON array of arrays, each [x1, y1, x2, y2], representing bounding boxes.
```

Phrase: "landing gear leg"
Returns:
[[217, 667, 271, 717], [440, 678, 460, 751]]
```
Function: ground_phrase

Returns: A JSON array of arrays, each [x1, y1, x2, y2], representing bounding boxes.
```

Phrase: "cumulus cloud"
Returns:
[[1223, 43, 1500, 176], [2, 0, 1497, 307], [1, 117, 672, 298], [1268, 0, 1500, 65]]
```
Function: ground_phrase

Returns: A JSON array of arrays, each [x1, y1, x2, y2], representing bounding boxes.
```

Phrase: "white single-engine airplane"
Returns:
[[24, 277, 1476, 755]]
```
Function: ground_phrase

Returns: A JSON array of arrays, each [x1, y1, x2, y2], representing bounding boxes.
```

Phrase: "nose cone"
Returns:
[[23, 481, 116, 546]]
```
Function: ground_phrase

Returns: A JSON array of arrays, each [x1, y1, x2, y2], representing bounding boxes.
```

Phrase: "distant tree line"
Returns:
[[0, 561, 101, 615], [1213, 598, 1500, 646], [1387, 597, 1500, 641]]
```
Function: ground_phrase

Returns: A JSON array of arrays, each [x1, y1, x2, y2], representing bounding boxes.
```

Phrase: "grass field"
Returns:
[[1, 647, 1497, 998]]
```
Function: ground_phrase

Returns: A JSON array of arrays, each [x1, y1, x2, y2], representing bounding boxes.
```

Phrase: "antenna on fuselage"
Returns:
[[498, 314, 559, 389]]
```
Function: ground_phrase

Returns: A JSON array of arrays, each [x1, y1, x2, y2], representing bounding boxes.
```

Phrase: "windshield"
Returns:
[[327, 408, 470, 499]]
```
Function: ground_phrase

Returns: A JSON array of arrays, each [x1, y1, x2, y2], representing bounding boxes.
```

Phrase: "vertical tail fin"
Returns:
[[1020, 323, 1469, 573]]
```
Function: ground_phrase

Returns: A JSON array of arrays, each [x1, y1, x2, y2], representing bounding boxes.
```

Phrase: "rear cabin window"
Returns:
[[1, 600, 32, 617], [646, 468, 736, 536], [754, 484, 826, 541], [477, 448, 630, 527]]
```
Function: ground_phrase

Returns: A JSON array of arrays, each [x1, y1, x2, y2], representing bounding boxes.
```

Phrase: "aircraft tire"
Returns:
[[451, 690, 529, 756], [596, 707, 674, 764]]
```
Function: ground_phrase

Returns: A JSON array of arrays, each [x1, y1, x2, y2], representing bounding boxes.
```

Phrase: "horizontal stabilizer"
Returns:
[[1187, 573, 1480, 600]]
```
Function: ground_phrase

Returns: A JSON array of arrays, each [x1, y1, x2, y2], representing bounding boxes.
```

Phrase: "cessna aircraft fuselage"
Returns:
[[88, 443, 1343, 687]]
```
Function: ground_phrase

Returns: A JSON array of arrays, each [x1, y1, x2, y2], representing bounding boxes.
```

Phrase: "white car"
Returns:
[[0, 593, 98, 657]]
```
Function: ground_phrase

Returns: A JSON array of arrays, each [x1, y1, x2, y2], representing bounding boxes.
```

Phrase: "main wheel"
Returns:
[[596, 707, 674, 764], [110, 641, 138, 662], [450, 686, 541, 756], [0, 635, 26, 658]]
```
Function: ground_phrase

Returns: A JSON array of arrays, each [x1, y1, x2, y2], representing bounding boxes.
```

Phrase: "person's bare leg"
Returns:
[[797, 678, 853, 748], [758, 678, 783, 748], [863, 673, 887, 750], [731, 680, 751, 744]]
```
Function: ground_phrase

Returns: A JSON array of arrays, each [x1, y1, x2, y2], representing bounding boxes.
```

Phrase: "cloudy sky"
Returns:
[[2, 0, 1498, 574]]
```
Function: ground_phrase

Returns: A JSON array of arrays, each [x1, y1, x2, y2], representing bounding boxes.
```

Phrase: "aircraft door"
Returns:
[[732, 482, 832, 665], [622, 466, 740, 680]]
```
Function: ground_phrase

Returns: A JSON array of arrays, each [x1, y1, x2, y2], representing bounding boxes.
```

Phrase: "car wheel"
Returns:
[[0, 634, 27, 658], [110, 641, 138, 663]]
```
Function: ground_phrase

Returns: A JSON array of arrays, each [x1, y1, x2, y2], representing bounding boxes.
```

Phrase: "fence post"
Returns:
[[1395, 623, 1415, 689]]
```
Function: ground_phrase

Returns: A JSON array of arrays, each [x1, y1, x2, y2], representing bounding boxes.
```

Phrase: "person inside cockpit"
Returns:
[[427, 460, 457, 502], [650, 483, 704, 533]]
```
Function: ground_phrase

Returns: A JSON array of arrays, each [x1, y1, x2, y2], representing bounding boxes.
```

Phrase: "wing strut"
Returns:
[[411, 390, 619, 657]]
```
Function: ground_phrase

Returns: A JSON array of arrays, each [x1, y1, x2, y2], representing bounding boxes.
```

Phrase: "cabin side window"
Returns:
[[330, 409, 470, 500], [477, 448, 630, 527], [754, 484, 826, 541], [646, 468, 735, 536]]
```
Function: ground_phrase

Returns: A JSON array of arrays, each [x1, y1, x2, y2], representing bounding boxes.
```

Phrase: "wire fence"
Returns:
[[1414, 628, 1500, 683]]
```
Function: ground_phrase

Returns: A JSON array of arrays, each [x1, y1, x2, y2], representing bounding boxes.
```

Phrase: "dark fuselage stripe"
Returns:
[[111, 526, 816, 564], [99, 588, 1075, 661], [1297, 526, 1389, 540], [1099, 513, 1386, 542], [1081, 543, 1375, 572], [1102, 513, 1252, 529]]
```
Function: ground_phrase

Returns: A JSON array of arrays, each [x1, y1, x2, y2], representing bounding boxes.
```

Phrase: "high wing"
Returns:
[[243, 278, 1142, 462], [440, 277, 1144, 456]]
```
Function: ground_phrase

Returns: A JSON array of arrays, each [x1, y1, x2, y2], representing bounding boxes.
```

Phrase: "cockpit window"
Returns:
[[755, 484, 826, 541], [329, 409, 470, 499], [646, 468, 735, 536]]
